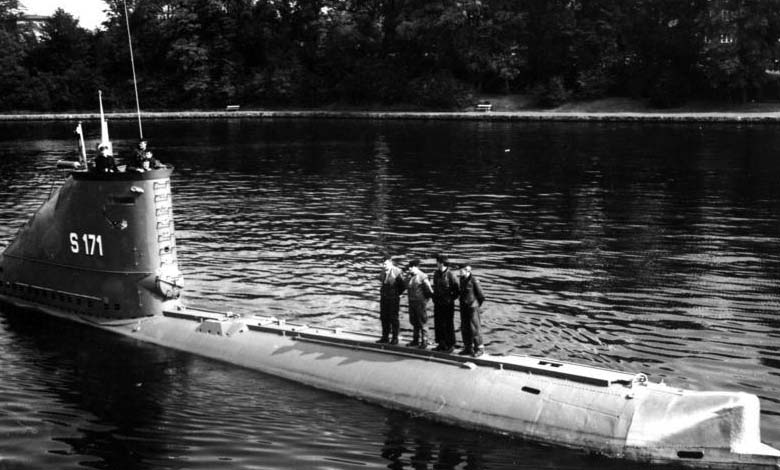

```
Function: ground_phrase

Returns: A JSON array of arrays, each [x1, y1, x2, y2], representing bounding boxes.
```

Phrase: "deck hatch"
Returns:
[[677, 451, 704, 459], [109, 196, 135, 205], [539, 361, 563, 368]]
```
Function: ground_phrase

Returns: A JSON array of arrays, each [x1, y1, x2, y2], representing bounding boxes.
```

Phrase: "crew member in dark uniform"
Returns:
[[133, 139, 148, 163], [378, 256, 406, 344], [432, 254, 459, 353], [94, 144, 118, 172], [458, 262, 485, 357], [130, 139, 162, 171], [405, 259, 433, 349]]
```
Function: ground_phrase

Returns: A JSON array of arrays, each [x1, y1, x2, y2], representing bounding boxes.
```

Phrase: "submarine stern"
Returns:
[[0, 168, 183, 319]]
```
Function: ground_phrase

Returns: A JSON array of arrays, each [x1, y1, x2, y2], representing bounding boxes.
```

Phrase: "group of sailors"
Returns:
[[378, 254, 486, 357], [93, 139, 163, 173]]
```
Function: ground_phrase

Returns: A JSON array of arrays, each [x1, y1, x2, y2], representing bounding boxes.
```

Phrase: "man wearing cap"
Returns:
[[405, 259, 433, 349], [94, 144, 118, 172], [458, 263, 486, 357], [432, 254, 459, 353], [377, 256, 406, 344]]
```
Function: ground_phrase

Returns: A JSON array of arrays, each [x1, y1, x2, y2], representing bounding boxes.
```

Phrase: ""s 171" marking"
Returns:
[[69, 232, 104, 256]]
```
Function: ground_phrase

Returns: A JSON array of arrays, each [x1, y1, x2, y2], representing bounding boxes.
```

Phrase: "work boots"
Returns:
[[407, 329, 420, 347], [376, 324, 389, 343], [418, 330, 428, 349]]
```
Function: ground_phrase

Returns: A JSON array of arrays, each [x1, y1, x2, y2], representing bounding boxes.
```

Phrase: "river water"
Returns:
[[1, 118, 779, 469]]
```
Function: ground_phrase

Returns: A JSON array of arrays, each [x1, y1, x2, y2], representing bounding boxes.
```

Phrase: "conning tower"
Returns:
[[0, 168, 183, 320]]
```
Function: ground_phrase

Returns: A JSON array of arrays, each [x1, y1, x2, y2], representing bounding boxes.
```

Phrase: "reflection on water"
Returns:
[[1, 119, 780, 469]]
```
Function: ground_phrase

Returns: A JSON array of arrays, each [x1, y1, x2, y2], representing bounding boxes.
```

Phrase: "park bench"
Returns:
[[475, 103, 493, 112], [225, 105, 240, 111]]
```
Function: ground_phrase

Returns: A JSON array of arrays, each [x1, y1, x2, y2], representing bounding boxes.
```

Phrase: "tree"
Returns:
[[0, 0, 32, 110], [24, 9, 97, 110], [698, 0, 780, 102], [0, 0, 20, 22]]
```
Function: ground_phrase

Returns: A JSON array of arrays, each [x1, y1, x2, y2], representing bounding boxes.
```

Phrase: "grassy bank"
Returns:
[[3, 97, 780, 122]]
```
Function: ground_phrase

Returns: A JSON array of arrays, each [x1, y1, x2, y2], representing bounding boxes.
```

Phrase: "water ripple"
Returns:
[[1, 120, 780, 468]]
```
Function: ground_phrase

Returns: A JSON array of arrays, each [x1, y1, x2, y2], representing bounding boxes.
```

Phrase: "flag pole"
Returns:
[[123, 0, 144, 140], [98, 90, 113, 155], [76, 122, 87, 167]]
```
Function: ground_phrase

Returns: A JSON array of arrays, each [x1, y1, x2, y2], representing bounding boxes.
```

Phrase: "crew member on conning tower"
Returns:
[[93, 143, 118, 172], [129, 139, 162, 171]]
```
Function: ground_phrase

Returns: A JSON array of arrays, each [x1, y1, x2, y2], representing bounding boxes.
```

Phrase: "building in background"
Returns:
[[16, 14, 48, 41]]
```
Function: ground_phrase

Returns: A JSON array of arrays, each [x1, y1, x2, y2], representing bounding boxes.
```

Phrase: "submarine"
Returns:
[[1, 115, 780, 470]]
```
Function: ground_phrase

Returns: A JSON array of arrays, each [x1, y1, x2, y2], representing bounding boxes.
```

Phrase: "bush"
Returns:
[[647, 68, 690, 108], [531, 76, 572, 108], [575, 66, 614, 100], [408, 72, 473, 109]]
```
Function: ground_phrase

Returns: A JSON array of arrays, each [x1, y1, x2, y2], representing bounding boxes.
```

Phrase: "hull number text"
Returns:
[[69, 233, 104, 256]]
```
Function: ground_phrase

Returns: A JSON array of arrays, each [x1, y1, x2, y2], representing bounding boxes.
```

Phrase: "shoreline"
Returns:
[[2, 109, 780, 123]]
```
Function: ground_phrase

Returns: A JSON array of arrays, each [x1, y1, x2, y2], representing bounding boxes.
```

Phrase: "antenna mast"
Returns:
[[123, 0, 144, 140]]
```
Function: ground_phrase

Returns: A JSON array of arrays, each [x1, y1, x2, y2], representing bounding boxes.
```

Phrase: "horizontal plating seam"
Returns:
[[2, 253, 154, 275]]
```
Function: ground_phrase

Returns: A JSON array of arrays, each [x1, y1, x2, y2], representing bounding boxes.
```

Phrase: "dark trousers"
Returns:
[[433, 301, 456, 348], [460, 304, 482, 351], [408, 300, 428, 343], [379, 297, 400, 340]]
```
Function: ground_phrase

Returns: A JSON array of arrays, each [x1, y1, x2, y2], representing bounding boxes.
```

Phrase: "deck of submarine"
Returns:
[[163, 305, 648, 389]]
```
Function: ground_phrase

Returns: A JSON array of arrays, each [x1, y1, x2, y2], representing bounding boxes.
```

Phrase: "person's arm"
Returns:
[[448, 271, 460, 298], [473, 277, 485, 306], [422, 275, 434, 298], [395, 274, 406, 295]]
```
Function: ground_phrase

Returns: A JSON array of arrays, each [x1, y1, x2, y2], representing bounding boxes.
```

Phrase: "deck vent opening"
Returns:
[[677, 451, 703, 459], [521, 386, 540, 395], [110, 196, 136, 205], [539, 361, 563, 368]]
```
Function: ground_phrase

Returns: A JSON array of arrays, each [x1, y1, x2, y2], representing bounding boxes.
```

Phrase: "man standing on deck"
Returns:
[[432, 254, 459, 353], [458, 263, 486, 357], [405, 259, 433, 349], [377, 256, 406, 344]]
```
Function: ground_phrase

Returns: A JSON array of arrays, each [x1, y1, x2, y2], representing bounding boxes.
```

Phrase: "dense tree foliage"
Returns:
[[2, 0, 780, 111]]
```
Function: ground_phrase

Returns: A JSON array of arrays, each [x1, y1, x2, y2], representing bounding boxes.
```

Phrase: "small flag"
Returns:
[[75, 121, 87, 167]]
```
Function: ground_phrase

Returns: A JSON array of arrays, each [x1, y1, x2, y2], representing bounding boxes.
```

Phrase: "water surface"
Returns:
[[1, 118, 779, 469]]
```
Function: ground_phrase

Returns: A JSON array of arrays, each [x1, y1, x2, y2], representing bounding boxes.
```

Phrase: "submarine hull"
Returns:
[[0, 292, 778, 470]]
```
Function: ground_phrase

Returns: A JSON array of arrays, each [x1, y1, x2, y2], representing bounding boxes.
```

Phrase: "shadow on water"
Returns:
[[0, 305, 187, 469], [377, 411, 650, 470]]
